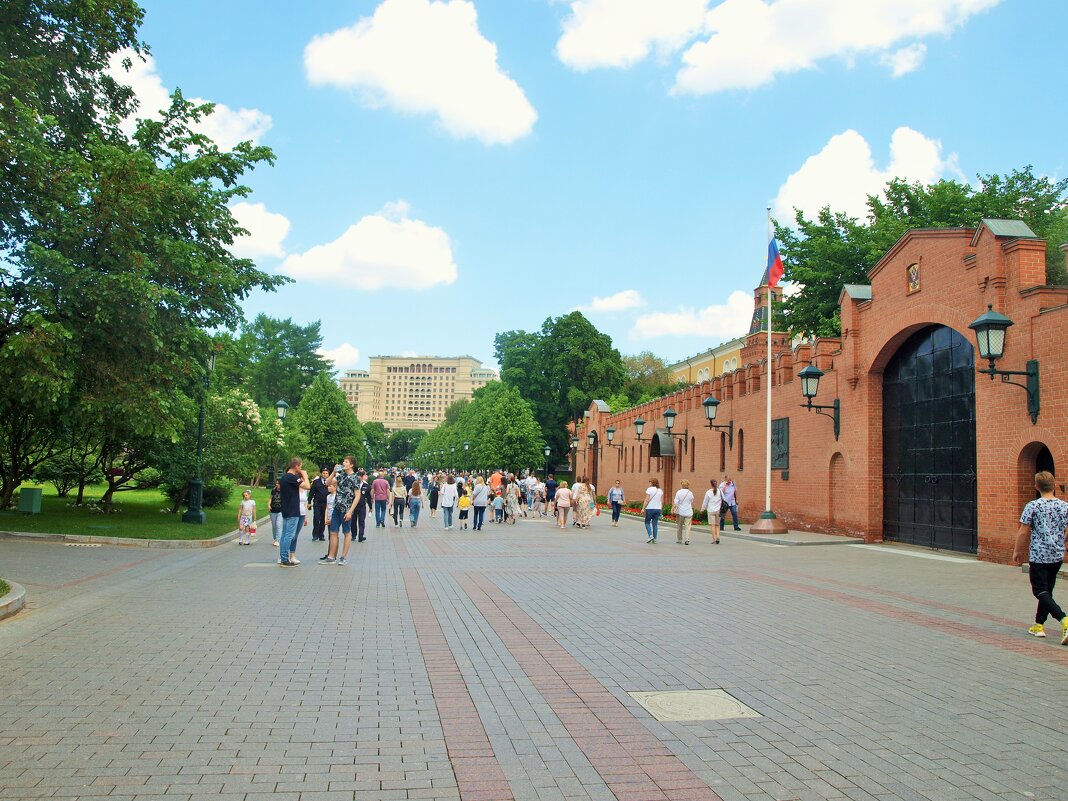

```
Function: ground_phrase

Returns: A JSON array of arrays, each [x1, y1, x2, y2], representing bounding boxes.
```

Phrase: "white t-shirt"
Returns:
[[645, 486, 664, 510], [701, 487, 722, 514], [298, 489, 308, 516], [673, 489, 694, 517], [440, 483, 458, 508]]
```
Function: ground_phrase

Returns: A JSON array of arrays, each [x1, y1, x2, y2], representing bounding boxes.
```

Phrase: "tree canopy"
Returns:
[[777, 167, 1068, 337], [494, 312, 624, 464], [413, 382, 543, 471], [0, 1, 288, 507], [289, 373, 365, 472]]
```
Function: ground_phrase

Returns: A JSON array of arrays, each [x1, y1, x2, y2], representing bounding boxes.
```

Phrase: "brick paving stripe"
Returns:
[[403, 568, 514, 801], [458, 572, 723, 801]]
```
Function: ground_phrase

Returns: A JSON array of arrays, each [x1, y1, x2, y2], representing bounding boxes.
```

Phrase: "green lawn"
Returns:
[[1, 483, 271, 540]]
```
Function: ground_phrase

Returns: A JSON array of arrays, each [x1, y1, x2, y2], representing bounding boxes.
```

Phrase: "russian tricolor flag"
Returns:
[[767, 235, 784, 288]]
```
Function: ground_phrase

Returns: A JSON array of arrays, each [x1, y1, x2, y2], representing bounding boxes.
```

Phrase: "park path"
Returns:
[[2, 510, 1066, 801]]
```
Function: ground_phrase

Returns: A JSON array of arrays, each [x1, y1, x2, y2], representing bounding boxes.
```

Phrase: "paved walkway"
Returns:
[[2, 509, 1066, 801]]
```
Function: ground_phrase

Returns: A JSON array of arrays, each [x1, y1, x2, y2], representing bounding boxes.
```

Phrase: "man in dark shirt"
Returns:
[[278, 457, 310, 566], [310, 468, 330, 541], [402, 470, 415, 492], [544, 474, 558, 517]]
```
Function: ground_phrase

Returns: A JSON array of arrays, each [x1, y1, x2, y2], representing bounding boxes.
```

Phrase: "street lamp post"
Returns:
[[702, 396, 734, 449], [544, 445, 552, 477], [797, 364, 840, 439], [182, 350, 217, 524], [463, 441, 470, 471], [273, 399, 289, 484]]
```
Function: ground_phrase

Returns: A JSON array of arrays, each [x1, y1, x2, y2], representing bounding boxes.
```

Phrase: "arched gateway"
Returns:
[[882, 325, 978, 553]]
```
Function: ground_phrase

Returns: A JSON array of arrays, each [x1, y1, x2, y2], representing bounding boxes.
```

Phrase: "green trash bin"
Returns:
[[18, 487, 42, 515]]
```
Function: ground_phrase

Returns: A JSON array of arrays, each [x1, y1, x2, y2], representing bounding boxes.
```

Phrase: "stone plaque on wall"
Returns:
[[771, 417, 789, 470]]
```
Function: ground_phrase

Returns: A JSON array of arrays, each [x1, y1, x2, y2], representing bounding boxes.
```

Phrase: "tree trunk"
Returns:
[[169, 484, 189, 514], [76, 478, 87, 505]]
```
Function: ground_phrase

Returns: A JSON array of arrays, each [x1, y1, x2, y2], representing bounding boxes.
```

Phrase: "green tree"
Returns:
[[288, 373, 364, 472], [468, 383, 543, 470], [778, 167, 1068, 337], [494, 312, 624, 464], [362, 422, 388, 466], [0, 13, 287, 505], [386, 429, 426, 464], [215, 315, 331, 408]]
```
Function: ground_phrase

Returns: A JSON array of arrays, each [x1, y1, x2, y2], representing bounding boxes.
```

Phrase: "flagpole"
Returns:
[[750, 208, 789, 536], [765, 207, 773, 514]]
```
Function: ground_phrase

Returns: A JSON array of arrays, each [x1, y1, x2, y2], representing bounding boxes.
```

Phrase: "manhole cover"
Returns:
[[628, 690, 761, 721]]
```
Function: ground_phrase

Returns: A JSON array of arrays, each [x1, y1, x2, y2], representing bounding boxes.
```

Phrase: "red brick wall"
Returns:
[[578, 225, 1068, 563]]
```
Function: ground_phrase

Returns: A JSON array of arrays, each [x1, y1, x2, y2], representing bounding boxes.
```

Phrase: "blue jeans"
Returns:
[[442, 506, 454, 528], [720, 503, 739, 531], [409, 498, 421, 527], [611, 501, 622, 522], [472, 505, 486, 530], [644, 509, 661, 540], [291, 515, 305, 554], [279, 516, 300, 564], [270, 512, 282, 541], [374, 499, 388, 526]]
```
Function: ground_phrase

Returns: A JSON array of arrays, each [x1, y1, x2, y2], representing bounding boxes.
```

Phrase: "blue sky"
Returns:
[[126, 0, 1067, 372]]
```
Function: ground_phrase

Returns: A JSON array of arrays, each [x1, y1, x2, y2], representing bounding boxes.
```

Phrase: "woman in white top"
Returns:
[[641, 478, 664, 543], [439, 475, 459, 530], [390, 476, 408, 527], [554, 481, 572, 529], [700, 479, 723, 544], [672, 480, 695, 545], [290, 487, 309, 564]]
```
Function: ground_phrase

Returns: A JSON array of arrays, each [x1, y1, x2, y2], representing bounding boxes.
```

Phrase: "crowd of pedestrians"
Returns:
[[257, 458, 1068, 647]]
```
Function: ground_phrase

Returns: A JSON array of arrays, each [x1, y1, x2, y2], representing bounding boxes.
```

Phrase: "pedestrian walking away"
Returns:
[[554, 481, 571, 529], [471, 475, 489, 530], [277, 458, 310, 566], [672, 480, 694, 545], [310, 468, 329, 541], [544, 473, 558, 517], [700, 479, 723, 544], [440, 474, 458, 530], [458, 486, 471, 529], [1012, 470, 1068, 643], [372, 471, 390, 527], [408, 479, 423, 528], [429, 476, 440, 518], [642, 478, 663, 543], [607, 480, 625, 526]]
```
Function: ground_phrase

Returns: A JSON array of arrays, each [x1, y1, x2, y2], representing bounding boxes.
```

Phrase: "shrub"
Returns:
[[626, 500, 642, 510], [163, 478, 234, 510], [596, 494, 607, 505]]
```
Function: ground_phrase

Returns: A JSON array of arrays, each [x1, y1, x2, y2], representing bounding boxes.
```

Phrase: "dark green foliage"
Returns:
[[778, 167, 1068, 337], [493, 312, 624, 463], [289, 373, 365, 471]]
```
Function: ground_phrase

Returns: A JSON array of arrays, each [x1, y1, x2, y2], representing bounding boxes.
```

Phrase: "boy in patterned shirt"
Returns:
[[1013, 471, 1068, 643]]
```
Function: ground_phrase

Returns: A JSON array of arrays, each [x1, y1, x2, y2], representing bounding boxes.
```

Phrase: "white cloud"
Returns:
[[773, 126, 954, 221], [880, 42, 927, 77], [108, 50, 272, 149], [319, 343, 361, 371], [631, 290, 753, 339], [577, 289, 646, 313], [304, 0, 537, 145], [279, 201, 458, 291], [229, 202, 290, 259], [556, 0, 709, 70], [673, 0, 1000, 95]]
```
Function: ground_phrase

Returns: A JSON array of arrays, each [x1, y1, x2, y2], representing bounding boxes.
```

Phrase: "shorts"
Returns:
[[328, 508, 351, 535], [459, 509, 469, 520], [239, 516, 252, 528]]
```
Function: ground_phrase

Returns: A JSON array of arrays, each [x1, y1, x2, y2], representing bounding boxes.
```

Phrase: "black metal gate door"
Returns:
[[882, 325, 977, 552]]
